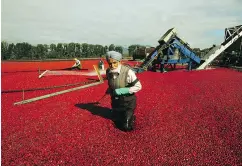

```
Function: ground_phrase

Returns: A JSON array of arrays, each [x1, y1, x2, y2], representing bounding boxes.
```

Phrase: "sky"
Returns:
[[1, 0, 242, 49]]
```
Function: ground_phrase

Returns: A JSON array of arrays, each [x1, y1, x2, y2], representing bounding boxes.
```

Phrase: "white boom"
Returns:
[[197, 29, 242, 70]]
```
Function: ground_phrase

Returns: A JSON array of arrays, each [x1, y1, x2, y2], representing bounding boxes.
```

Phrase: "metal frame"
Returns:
[[225, 25, 242, 41], [136, 28, 201, 73]]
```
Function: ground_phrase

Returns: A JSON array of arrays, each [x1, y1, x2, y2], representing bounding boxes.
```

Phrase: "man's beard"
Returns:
[[110, 64, 120, 72]]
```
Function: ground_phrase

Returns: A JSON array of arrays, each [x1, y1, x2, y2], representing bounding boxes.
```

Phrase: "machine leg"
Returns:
[[188, 61, 192, 71], [160, 64, 167, 73], [160, 64, 164, 73]]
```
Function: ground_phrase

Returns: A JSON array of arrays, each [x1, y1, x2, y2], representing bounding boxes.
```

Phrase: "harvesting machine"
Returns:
[[132, 25, 242, 73]]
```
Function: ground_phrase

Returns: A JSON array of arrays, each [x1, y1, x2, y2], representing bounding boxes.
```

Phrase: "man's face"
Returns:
[[108, 58, 120, 70]]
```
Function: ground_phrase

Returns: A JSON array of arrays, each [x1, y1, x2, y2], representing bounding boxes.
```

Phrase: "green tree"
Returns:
[[36, 44, 46, 59], [63, 43, 68, 58], [115, 46, 123, 54], [89, 44, 95, 57], [82, 43, 89, 57], [13, 42, 32, 59], [67, 42, 76, 58], [30, 45, 37, 59], [109, 44, 115, 51], [56, 43, 64, 58], [94, 44, 104, 57], [75, 43, 81, 58], [1, 41, 9, 60], [8, 43, 16, 59], [128, 45, 139, 56], [104, 46, 108, 51], [43, 44, 49, 59], [49, 43, 57, 58]]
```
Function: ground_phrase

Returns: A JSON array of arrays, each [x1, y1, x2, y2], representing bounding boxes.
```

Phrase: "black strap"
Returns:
[[127, 78, 139, 87]]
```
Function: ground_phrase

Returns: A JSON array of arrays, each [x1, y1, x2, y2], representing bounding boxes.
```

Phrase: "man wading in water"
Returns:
[[105, 51, 142, 131]]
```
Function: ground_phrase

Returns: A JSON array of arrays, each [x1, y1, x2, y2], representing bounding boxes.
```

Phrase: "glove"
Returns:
[[114, 88, 130, 96]]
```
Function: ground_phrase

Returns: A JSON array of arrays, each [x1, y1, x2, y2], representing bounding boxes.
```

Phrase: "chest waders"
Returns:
[[106, 65, 137, 131]]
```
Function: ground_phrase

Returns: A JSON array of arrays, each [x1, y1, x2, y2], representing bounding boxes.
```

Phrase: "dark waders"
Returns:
[[111, 94, 136, 131]]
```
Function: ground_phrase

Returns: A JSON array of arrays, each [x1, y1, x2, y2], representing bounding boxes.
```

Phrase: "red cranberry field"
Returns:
[[1, 60, 242, 165]]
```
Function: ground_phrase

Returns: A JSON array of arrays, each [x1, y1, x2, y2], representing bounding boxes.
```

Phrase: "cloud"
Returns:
[[2, 0, 242, 48]]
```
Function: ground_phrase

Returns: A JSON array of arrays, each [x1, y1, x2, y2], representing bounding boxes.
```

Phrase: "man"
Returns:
[[105, 51, 142, 131], [72, 58, 82, 70], [98, 59, 105, 70]]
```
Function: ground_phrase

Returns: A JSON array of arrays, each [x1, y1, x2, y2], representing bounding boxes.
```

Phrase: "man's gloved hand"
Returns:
[[114, 88, 130, 96]]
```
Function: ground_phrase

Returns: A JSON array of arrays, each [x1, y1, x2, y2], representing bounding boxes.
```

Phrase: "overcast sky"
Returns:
[[1, 0, 242, 49]]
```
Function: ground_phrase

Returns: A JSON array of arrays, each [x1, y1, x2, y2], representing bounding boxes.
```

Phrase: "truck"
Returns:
[[132, 46, 155, 60]]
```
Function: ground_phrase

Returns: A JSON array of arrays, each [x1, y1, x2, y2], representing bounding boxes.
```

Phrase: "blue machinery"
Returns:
[[133, 26, 242, 73], [133, 28, 201, 73]]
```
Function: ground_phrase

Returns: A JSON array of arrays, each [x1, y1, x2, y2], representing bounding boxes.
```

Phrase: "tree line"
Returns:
[[2, 41, 241, 66], [1, 41, 125, 60]]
